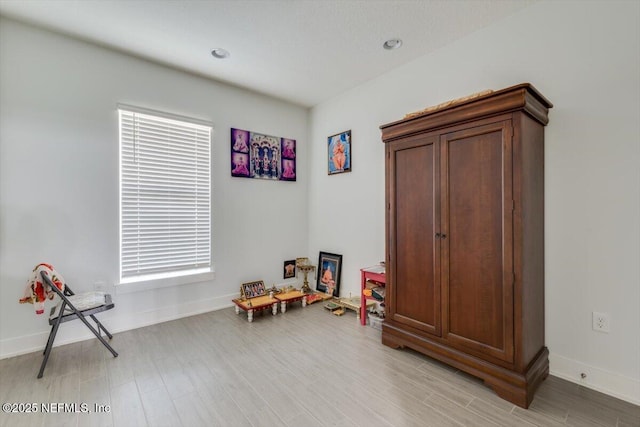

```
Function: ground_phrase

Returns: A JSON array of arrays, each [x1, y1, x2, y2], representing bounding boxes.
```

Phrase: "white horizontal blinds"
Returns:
[[120, 109, 211, 279]]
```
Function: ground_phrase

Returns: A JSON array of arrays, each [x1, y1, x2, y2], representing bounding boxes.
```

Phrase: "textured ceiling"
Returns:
[[0, 0, 537, 107]]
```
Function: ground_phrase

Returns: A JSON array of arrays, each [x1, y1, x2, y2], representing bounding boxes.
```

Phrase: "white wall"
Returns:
[[1, 0, 639, 406], [0, 18, 309, 357], [308, 0, 640, 404]]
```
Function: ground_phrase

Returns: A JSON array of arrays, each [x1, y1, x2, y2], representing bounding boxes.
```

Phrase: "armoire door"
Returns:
[[387, 136, 441, 336], [440, 120, 514, 363]]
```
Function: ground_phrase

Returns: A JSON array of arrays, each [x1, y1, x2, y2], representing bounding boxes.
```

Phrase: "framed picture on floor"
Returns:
[[316, 252, 342, 297]]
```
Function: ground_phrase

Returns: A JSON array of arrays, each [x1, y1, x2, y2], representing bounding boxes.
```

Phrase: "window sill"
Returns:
[[115, 269, 215, 295]]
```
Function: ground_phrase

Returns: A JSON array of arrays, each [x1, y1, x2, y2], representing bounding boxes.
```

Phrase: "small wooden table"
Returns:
[[336, 296, 375, 322], [274, 290, 307, 313], [232, 295, 278, 322]]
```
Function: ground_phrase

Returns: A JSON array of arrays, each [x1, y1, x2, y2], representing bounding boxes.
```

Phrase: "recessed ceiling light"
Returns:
[[211, 48, 230, 59], [383, 39, 403, 50]]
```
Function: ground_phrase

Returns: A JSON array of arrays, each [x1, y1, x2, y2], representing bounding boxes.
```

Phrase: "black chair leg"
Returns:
[[75, 312, 118, 358], [38, 315, 64, 379], [42, 324, 56, 355], [90, 314, 114, 340]]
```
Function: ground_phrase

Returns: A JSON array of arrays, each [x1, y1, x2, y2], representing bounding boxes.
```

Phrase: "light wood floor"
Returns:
[[1, 303, 638, 427]]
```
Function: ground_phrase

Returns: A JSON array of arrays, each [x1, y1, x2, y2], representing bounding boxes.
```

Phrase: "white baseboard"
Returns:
[[549, 352, 640, 406], [0, 293, 236, 360]]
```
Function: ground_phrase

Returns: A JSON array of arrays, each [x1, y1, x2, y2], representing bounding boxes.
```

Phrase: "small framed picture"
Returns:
[[328, 130, 351, 175], [316, 252, 342, 297], [283, 260, 296, 279], [231, 128, 251, 178], [241, 280, 266, 299], [231, 152, 250, 177]]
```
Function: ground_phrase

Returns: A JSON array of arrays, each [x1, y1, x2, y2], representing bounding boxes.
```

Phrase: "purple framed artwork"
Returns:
[[280, 138, 296, 181], [231, 128, 296, 181], [231, 129, 250, 177]]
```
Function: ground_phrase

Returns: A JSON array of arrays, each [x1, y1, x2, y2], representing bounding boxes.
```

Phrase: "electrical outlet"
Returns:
[[592, 312, 610, 333]]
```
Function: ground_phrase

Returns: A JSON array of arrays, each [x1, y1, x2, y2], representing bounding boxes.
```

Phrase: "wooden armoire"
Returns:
[[380, 83, 552, 408]]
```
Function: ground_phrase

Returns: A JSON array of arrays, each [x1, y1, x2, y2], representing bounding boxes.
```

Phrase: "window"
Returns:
[[118, 106, 212, 286]]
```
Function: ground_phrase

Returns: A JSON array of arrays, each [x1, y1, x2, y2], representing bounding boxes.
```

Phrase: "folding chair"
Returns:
[[38, 271, 118, 378]]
